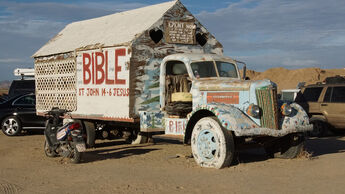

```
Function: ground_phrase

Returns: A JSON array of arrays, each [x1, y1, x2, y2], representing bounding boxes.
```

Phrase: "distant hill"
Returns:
[[246, 68, 345, 92], [0, 80, 11, 89], [0, 80, 11, 95]]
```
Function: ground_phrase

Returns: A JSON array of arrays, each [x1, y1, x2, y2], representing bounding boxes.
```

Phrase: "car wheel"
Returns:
[[309, 120, 326, 137], [1, 116, 22, 136], [191, 117, 235, 169]]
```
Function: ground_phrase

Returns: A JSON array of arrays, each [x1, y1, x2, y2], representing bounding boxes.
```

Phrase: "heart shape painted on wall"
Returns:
[[149, 29, 163, 44], [196, 32, 208, 46]]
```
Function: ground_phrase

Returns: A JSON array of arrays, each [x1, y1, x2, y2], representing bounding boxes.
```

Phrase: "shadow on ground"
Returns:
[[83, 139, 160, 163], [305, 136, 345, 157], [21, 130, 44, 136]]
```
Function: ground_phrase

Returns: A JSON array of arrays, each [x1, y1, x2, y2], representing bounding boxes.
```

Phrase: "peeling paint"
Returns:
[[187, 102, 312, 137]]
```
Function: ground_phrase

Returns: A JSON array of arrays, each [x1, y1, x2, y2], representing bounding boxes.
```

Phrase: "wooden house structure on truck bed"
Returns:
[[33, 0, 223, 122]]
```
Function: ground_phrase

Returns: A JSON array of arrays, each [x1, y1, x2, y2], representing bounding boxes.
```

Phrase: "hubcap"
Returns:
[[3, 118, 18, 135], [197, 129, 218, 161]]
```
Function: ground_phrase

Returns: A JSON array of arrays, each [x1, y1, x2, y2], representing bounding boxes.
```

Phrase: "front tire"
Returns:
[[44, 139, 57, 157], [191, 117, 235, 169], [265, 133, 305, 159], [2, 116, 22, 136], [70, 145, 82, 164]]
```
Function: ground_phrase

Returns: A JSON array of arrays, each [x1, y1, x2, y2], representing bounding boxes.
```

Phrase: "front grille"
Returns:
[[256, 86, 279, 129]]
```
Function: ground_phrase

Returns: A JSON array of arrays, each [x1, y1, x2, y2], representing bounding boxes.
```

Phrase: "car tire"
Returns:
[[191, 117, 235, 169], [309, 119, 326, 137], [1, 116, 22, 136]]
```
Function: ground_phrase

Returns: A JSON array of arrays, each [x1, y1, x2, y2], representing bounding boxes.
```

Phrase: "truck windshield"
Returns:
[[216, 61, 238, 78], [191, 61, 238, 78]]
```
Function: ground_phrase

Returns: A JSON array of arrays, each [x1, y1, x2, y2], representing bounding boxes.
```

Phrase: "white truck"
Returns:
[[33, 1, 312, 168]]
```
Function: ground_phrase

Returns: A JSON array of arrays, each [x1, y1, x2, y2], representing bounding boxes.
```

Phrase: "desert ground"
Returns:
[[1, 131, 345, 194]]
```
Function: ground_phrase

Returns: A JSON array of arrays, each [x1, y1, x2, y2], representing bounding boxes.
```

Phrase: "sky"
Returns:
[[0, 0, 345, 81]]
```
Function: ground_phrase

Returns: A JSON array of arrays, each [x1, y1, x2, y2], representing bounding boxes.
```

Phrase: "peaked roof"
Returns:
[[33, 1, 177, 57]]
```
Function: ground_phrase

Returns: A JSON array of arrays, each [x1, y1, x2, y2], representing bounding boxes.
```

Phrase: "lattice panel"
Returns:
[[36, 77, 56, 91], [36, 93, 56, 111], [35, 61, 55, 76], [57, 60, 75, 74], [56, 76, 76, 91], [35, 57, 77, 112]]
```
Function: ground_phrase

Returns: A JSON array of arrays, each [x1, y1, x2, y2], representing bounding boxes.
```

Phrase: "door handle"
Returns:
[[321, 104, 328, 106]]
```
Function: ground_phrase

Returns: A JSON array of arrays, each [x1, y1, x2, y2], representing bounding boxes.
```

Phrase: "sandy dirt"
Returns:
[[1, 132, 345, 194]]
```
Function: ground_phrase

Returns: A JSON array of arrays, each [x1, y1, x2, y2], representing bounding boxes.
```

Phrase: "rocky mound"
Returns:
[[247, 67, 345, 92]]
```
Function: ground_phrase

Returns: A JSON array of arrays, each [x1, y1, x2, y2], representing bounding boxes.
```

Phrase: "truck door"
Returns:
[[163, 60, 192, 118], [321, 86, 345, 128], [298, 87, 323, 114]]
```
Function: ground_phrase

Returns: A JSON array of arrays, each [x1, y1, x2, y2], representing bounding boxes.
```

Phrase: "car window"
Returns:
[[13, 95, 36, 105], [301, 87, 323, 102], [323, 87, 332, 102], [331, 86, 345, 103]]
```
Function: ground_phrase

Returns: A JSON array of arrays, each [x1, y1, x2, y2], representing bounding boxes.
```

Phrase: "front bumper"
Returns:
[[234, 124, 313, 137]]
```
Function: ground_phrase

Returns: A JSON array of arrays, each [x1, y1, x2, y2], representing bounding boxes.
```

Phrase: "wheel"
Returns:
[[191, 117, 235, 169], [44, 139, 57, 157], [1, 116, 22, 136], [83, 121, 95, 148], [265, 133, 305, 159], [131, 132, 149, 144], [309, 120, 326, 137], [69, 144, 82, 164]]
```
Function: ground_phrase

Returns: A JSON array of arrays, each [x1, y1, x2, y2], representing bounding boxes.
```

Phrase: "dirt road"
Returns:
[[1, 132, 345, 194]]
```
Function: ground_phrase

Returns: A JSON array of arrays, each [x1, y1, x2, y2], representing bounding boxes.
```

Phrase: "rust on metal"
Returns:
[[207, 92, 239, 104]]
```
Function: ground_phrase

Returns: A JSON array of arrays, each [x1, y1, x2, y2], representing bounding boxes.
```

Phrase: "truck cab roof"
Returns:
[[162, 54, 236, 64]]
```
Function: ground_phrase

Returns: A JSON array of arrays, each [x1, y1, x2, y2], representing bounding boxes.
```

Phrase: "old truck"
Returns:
[[33, 0, 312, 168]]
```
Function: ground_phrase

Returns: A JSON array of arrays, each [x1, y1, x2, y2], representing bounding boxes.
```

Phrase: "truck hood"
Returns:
[[194, 79, 274, 91]]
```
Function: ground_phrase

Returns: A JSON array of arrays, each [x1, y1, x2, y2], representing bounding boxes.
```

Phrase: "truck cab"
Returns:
[[147, 54, 313, 168]]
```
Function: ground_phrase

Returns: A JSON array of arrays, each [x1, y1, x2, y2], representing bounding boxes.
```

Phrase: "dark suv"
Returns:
[[296, 78, 345, 136], [8, 79, 35, 98]]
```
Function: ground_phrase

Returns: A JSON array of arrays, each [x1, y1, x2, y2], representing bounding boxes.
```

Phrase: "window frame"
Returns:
[[12, 94, 36, 106]]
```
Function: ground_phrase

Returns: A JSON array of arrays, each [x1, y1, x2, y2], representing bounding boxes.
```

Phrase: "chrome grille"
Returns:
[[256, 86, 279, 129]]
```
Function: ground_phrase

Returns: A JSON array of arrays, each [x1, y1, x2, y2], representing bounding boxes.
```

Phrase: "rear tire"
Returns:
[[2, 116, 22, 136], [191, 117, 235, 169], [70, 145, 82, 164]]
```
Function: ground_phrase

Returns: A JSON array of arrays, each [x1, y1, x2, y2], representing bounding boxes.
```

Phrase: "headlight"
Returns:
[[246, 103, 260, 118], [281, 103, 292, 116]]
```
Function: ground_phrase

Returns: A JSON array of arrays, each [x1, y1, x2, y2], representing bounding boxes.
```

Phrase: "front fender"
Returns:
[[187, 104, 259, 135], [280, 103, 310, 130], [187, 103, 312, 138]]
